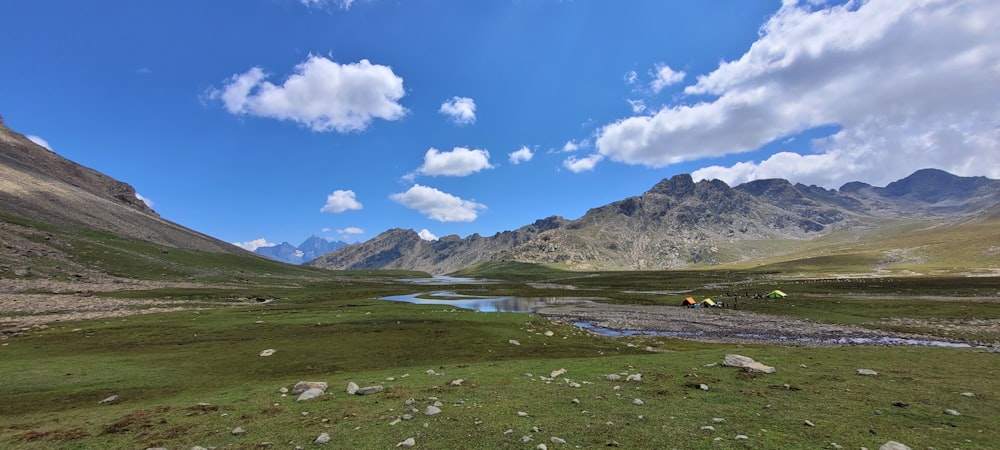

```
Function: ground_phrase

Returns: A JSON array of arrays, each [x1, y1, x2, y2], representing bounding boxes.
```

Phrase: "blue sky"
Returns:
[[2, 0, 998, 250]]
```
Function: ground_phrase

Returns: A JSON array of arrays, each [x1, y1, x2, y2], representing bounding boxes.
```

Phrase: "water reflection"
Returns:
[[381, 291, 588, 313]]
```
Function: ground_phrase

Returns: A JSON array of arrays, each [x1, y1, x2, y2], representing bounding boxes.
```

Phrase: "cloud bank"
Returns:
[[597, 0, 1000, 188], [233, 238, 274, 251], [390, 184, 485, 222]]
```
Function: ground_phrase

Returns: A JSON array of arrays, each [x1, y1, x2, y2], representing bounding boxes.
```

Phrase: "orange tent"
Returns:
[[682, 297, 697, 307]]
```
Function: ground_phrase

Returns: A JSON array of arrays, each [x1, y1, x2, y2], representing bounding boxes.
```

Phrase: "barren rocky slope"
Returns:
[[310, 170, 1000, 274]]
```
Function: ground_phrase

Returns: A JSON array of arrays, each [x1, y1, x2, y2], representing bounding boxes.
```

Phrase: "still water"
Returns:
[[380, 291, 588, 313]]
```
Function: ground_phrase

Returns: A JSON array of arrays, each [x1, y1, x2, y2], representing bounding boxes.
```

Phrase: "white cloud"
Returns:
[[338, 226, 364, 235], [508, 146, 534, 164], [627, 99, 647, 114], [624, 70, 638, 85], [321, 189, 363, 213], [207, 55, 406, 133], [26, 135, 51, 150], [562, 139, 589, 152], [135, 193, 154, 208], [562, 153, 604, 173], [301, 0, 354, 10], [597, 0, 1000, 187], [439, 96, 477, 125], [233, 238, 275, 251], [293, 249, 305, 258], [417, 147, 494, 177], [321, 227, 332, 233], [390, 184, 486, 222], [418, 229, 438, 241], [649, 64, 685, 93]]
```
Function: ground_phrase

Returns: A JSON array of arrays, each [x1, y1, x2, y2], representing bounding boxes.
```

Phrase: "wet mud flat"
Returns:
[[535, 302, 980, 348]]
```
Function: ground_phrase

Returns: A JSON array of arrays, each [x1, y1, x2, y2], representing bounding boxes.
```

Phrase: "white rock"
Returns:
[[426, 369, 437, 375], [517, 411, 529, 417], [551, 436, 566, 444], [571, 398, 580, 404], [626, 374, 642, 382], [944, 409, 961, 416], [632, 398, 644, 406], [550, 368, 567, 378], [346, 381, 359, 395], [712, 418, 726, 423], [259, 349, 276, 357], [879, 441, 912, 450], [735, 435, 748, 440], [231, 427, 246, 435], [397, 437, 416, 447], [278, 387, 288, 394], [544, 331, 554, 336], [604, 374, 621, 381], [804, 420, 815, 427], [292, 381, 328, 395], [700, 426, 716, 432], [314, 432, 330, 444], [961, 392, 976, 397], [856, 369, 879, 376], [99, 395, 119, 404], [355, 385, 383, 395], [536, 444, 547, 450], [450, 379, 464, 387], [509, 339, 521, 346], [723, 354, 775, 373], [297, 388, 324, 401], [699, 384, 709, 391], [424, 405, 441, 415], [521, 435, 532, 442]]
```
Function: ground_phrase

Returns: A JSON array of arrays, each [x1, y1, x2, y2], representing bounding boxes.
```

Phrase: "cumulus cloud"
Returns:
[[649, 64, 685, 93], [563, 153, 604, 173], [417, 147, 494, 177], [624, 70, 639, 85], [233, 238, 275, 251], [321, 190, 363, 213], [597, 0, 1000, 187], [135, 193, 154, 208], [390, 184, 486, 222], [562, 139, 589, 152], [439, 96, 477, 125], [26, 135, 51, 150], [338, 226, 364, 235], [508, 146, 534, 164], [207, 55, 405, 133], [418, 229, 438, 241]]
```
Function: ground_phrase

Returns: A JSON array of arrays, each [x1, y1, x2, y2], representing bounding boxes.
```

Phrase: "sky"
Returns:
[[1, 0, 998, 251]]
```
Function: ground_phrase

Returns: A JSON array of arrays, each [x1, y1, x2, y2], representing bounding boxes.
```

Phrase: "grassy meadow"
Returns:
[[2, 214, 999, 448]]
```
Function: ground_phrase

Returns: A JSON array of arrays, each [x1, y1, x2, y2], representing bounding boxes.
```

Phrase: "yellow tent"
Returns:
[[701, 298, 716, 307], [766, 290, 787, 299]]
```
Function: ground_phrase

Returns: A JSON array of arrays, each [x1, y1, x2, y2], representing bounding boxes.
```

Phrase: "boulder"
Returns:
[[259, 349, 276, 357], [722, 354, 775, 373], [857, 369, 878, 376], [346, 382, 359, 395], [879, 441, 912, 450], [292, 381, 328, 395], [355, 385, 383, 395], [297, 388, 325, 401], [314, 432, 331, 444]]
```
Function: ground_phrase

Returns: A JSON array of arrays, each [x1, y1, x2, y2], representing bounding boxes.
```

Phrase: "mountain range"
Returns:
[[308, 169, 1000, 274], [254, 236, 346, 265]]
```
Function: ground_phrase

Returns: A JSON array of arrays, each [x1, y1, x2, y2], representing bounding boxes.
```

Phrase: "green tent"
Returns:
[[766, 290, 787, 299]]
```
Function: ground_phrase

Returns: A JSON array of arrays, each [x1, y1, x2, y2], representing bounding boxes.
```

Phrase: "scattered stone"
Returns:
[[857, 369, 879, 376], [509, 339, 521, 346], [712, 418, 726, 424], [402, 414, 414, 420], [804, 420, 815, 427], [550, 436, 566, 444], [292, 381, 328, 395], [259, 349, 276, 357], [800, 364, 808, 368], [450, 379, 464, 387], [521, 435, 532, 443], [699, 384, 709, 391], [536, 444, 547, 450], [426, 369, 437, 376], [297, 388, 324, 401], [722, 354, 775, 374], [231, 427, 246, 435], [99, 394, 119, 404], [961, 392, 976, 398], [879, 441, 912, 450], [626, 374, 642, 382], [390, 418, 401, 426], [314, 433, 330, 444], [632, 398, 644, 406], [517, 411, 530, 417], [424, 405, 441, 415], [355, 385, 383, 395], [433, 400, 443, 407], [544, 331, 554, 337], [944, 409, 961, 416], [831, 443, 843, 449], [735, 435, 749, 440], [571, 398, 580, 404], [700, 426, 716, 432], [397, 437, 415, 447], [551, 368, 567, 378], [604, 374, 621, 382], [278, 387, 288, 394], [346, 382, 359, 395]]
